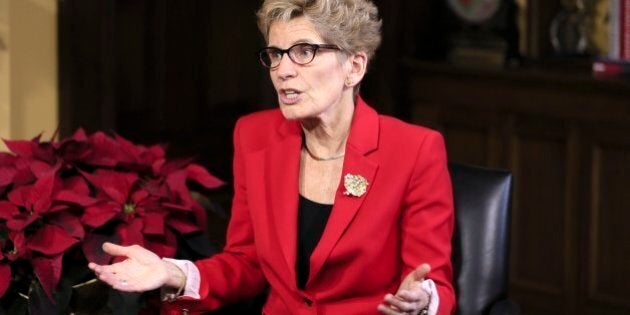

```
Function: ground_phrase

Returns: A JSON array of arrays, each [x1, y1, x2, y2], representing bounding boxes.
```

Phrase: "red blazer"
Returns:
[[165, 97, 455, 315]]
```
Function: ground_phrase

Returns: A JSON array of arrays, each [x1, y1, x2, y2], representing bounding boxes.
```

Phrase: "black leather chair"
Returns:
[[449, 163, 520, 315]]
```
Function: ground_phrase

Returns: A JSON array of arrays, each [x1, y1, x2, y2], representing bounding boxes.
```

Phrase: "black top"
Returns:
[[296, 195, 333, 289]]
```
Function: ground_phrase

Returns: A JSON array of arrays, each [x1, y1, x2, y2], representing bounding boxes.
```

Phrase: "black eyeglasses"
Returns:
[[257, 43, 341, 68]]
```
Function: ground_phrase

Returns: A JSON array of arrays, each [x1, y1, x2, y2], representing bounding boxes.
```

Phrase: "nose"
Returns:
[[274, 53, 297, 81]]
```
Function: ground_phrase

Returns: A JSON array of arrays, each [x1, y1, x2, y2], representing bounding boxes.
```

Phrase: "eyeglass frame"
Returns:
[[257, 43, 342, 69]]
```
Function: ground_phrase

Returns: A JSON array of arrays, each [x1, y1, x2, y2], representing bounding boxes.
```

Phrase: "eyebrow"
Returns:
[[292, 39, 315, 45], [267, 39, 317, 48]]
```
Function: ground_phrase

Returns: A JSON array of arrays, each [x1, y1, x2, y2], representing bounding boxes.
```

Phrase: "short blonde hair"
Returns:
[[256, 0, 382, 61]]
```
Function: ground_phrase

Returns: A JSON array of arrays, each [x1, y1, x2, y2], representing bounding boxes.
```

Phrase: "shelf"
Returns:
[[402, 59, 630, 94]]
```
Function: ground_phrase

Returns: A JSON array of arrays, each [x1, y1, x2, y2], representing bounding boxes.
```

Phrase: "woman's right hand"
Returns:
[[88, 242, 186, 292]]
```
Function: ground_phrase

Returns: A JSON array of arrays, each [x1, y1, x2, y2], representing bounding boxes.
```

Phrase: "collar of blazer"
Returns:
[[275, 95, 380, 156]]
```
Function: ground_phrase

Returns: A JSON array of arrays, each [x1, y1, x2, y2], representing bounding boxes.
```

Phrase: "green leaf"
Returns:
[[53, 276, 73, 313], [0, 289, 28, 315], [70, 280, 111, 314], [28, 280, 56, 315]]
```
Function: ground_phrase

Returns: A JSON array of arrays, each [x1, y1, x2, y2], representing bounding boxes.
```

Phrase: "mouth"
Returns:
[[279, 89, 302, 105]]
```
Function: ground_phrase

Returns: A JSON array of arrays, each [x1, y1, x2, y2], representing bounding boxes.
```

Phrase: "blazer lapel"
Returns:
[[266, 120, 302, 284], [308, 97, 380, 283]]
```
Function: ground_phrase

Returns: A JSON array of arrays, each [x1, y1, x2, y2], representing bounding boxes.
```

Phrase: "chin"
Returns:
[[280, 106, 320, 122], [278, 105, 302, 121]]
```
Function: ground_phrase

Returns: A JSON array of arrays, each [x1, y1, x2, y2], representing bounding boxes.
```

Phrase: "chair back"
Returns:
[[449, 163, 513, 315]]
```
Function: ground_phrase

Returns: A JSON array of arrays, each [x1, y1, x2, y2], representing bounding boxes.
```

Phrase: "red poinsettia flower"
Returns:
[[0, 162, 81, 301], [0, 153, 17, 196], [112, 133, 166, 171], [162, 163, 223, 233], [52, 129, 92, 168], [0, 129, 222, 306], [0, 229, 25, 297], [79, 165, 222, 263], [80, 169, 170, 258]]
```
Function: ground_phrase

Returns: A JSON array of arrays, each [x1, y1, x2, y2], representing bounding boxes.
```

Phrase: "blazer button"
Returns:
[[302, 297, 313, 306]]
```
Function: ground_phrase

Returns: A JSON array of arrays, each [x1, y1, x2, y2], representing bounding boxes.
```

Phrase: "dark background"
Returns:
[[57, 1, 630, 314]]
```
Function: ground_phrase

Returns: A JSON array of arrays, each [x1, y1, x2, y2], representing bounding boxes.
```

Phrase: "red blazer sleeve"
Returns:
[[401, 131, 456, 315], [163, 119, 267, 313]]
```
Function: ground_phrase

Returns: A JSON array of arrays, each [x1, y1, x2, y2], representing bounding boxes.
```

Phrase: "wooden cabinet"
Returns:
[[403, 61, 630, 315]]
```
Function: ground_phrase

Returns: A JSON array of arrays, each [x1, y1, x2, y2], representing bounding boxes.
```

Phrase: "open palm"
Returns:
[[88, 242, 170, 292]]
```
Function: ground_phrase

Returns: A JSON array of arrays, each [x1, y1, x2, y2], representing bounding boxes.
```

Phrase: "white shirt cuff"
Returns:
[[421, 279, 440, 315], [162, 258, 201, 299]]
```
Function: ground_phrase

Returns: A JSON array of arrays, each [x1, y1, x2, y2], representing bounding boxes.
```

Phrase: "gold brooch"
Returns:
[[343, 174, 368, 197]]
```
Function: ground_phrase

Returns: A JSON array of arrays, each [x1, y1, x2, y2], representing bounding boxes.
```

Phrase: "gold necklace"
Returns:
[[302, 142, 345, 161]]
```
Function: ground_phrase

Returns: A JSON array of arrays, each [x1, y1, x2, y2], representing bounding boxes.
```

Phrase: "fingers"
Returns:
[[87, 262, 103, 276], [87, 243, 160, 293], [99, 273, 136, 292], [386, 293, 420, 311], [102, 242, 130, 257], [377, 302, 408, 315], [87, 262, 98, 271], [377, 294, 425, 315], [378, 273, 431, 315], [396, 283, 423, 302], [110, 275, 138, 292], [88, 243, 128, 276], [89, 260, 139, 292], [411, 263, 431, 282], [88, 245, 168, 294], [377, 303, 403, 314]]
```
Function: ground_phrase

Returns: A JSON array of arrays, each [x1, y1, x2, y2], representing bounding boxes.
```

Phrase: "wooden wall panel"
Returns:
[[443, 126, 488, 167], [507, 119, 581, 315], [404, 61, 630, 315], [582, 135, 630, 315], [442, 109, 507, 168], [411, 102, 500, 167], [509, 134, 567, 295], [411, 101, 443, 131], [589, 145, 630, 303]]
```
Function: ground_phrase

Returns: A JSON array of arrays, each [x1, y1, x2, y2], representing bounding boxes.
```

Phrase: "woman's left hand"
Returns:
[[88, 242, 174, 292], [377, 263, 431, 315]]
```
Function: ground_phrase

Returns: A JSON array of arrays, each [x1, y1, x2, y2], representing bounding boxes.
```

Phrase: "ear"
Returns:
[[344, 51, 368, 88]]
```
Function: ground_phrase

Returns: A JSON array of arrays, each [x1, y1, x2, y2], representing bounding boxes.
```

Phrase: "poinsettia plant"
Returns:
[[0, 129, 223, 314]]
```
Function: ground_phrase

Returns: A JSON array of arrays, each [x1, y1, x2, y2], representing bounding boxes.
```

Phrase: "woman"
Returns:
[[88, 0, 455, 314]]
